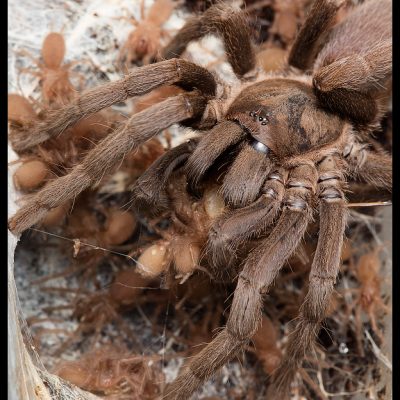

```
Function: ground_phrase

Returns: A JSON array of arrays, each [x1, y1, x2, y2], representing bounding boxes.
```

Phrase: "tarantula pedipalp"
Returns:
[[8, 0, 392, 398]]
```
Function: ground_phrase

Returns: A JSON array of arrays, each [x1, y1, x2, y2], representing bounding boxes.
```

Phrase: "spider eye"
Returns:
[[248, 109, 268, 124]]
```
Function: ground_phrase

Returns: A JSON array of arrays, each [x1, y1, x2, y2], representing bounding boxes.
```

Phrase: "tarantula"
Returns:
[[9, 0, 392, 398]]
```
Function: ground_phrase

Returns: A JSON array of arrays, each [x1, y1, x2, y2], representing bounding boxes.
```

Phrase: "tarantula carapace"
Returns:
[[9, 0, 392, 398]]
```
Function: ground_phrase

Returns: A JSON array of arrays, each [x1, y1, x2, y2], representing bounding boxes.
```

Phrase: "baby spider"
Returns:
[[17, 32, 81, 106], [134, 168, 226, 283], [54, 345, 164, 399], [118, 0, 178, 67], [9, 0, 392, 398], [343, 243, 391, 356]]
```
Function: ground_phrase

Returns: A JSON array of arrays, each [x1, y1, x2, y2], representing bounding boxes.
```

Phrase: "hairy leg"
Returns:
[[161, 2, 255, 77], [185, 121, 245, 185], [344, 141, 392, 191], [8, 93, 206, 235], [313, 42, 391, 123], [313, 0, 391, 123], [207, 168, 286, 272], [313, 41, 392, 94], [269, 156, 347, 397], [314, 0, 392, 80], [132, 138, 199, 214], [10, 59, 216, 151], [163, 164, 317, 400], [288, 0, 341, 70]]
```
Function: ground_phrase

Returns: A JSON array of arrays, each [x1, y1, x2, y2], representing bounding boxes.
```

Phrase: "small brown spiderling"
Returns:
[[100, 209, 137, 246], [13, 160, 50, 191], [252, 314, 282, 376], [353, 244, 390, 345], [8, 94, 38, 125], [119, 0, 177, 67], [19, 32, 77, 106], [53, 345, 163, 397], [136, 241, 171, 277]]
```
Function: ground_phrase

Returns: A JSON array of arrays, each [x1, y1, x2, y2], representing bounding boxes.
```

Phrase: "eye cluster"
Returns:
[[247, 109, 271, 154], [249, 110, 269, 125]]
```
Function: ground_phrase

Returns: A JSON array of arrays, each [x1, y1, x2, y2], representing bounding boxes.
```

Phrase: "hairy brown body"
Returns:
[[8, 1, 392, 398]]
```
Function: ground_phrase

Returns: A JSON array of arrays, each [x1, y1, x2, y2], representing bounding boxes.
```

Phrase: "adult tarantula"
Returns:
[[9, 0, 392, 398]]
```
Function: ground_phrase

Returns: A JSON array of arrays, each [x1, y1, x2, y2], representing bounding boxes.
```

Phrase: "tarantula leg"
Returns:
[[315, 89, 380, 125], [344, 141, 392, 191], [313, 42, 391, 123], [288, 0, 342, 70], [314, 0, 392, 90], [269, 157, 347, 397], [207, 168, 286, 273], [161, 3, 255, 77], [313, 0, 391, 123], [163, 165, 317, 400], [185, 121, 245, 185], [131, 138, 199, 214], [314, 41, 392, 94], [8, 93, 207, 235], [9, 59, 216, 151], [163, 214, 312, 400], [220, 143, 273, 207]]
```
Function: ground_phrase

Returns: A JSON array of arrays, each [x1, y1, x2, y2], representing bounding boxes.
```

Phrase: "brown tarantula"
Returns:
[[9, 0, 392, 398]]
